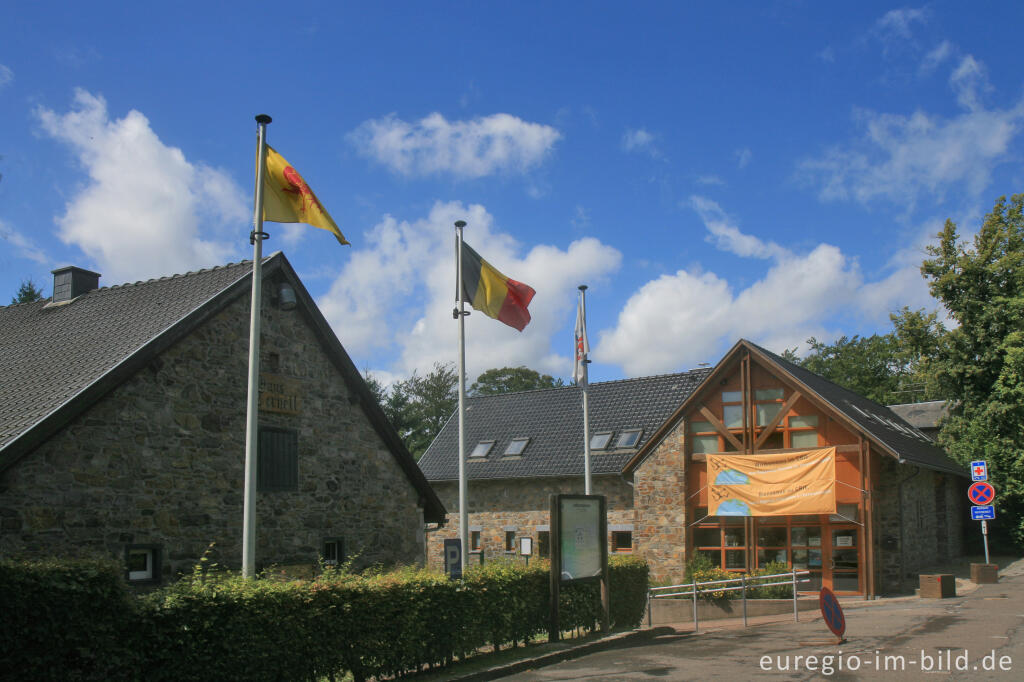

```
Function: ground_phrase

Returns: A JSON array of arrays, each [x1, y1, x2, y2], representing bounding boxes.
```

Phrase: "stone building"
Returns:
[[418, 340, 966, 596], [0, 253, 445, 583]]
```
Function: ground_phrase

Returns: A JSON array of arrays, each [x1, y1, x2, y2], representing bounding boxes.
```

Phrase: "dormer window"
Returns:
[[590, 432, 613, 450], [615, 429, 642, 449], [504, 437, 530, 456], [469, 441, 494, 458]]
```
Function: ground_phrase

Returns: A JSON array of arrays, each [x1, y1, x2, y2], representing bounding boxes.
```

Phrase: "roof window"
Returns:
[[615, 429, 642, 449], [590, 432, 613, 450], [469, 441, 494, 458], [504, 437, 530, 456]]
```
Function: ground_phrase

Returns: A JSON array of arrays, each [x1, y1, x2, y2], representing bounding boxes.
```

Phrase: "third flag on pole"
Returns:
[[263, 145, 349, 246], [573, 293, 589, 387]]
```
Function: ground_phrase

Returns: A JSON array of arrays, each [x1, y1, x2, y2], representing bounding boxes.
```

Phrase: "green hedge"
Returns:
[[0, 555, 648, 681]]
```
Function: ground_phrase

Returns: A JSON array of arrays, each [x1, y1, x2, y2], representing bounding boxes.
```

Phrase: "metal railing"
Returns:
[[647, 569, 811, 631]]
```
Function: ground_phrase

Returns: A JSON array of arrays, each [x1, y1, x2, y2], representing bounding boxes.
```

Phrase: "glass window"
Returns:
[[590, 432, 612, 450], [694, 527, 719, 546], [469, 441, 494, 458], [791, 431, 819, 448], [723, 404, 744, 428], [725, 550, 746, 569], [692, 435, 719, 453], [758, 548, 787, 567], [722, 390, 743, 402], [756, 402, 782, 426], [755, 388, 784, 401], [322, 538, 344, 566], [791, 526, 822, 547], [611, 531, 633, 553], [760, 432, 784, 450], [537, 531, 550, 558], [126, 546, 157, 582], [505, 530, 516, 551], [470, 531, 481, 551], [789, 415, 819, 428], [504, 438, 529, 455], [758, 526, 787, 546], [690, 421, 714, 433], [615, 429, 642, 448], [698, 549, 721, 568], [723, 527, 746, 547]]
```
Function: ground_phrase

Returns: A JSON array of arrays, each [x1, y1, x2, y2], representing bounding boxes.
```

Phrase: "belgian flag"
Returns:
[[460, 241, 535, 331]]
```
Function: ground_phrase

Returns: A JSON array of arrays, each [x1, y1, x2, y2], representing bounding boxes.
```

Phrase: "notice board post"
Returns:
[[549, 494, 609, 642]]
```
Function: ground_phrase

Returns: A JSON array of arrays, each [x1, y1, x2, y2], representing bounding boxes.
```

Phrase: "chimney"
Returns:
[[51, 266, 101, 303]]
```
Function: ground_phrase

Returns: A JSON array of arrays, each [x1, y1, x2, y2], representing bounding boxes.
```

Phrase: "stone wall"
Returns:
[[426, 475, 633, 569], [873, 454, 967, 594], [0, 276, 426, 580], [632, 422, 688, 583]]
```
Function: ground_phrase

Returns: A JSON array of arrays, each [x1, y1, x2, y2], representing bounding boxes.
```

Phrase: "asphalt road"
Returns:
[[503, 564, 1024, 681]]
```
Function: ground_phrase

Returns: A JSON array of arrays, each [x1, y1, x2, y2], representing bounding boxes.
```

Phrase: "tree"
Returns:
[[365, 363, 458, 459], [11, 278, 45, 304], [469, 366, 564, 396], [920, 194, 1024, 545]]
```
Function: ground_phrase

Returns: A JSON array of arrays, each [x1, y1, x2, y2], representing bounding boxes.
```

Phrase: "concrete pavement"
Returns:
[[494, 559, 1024, 681]]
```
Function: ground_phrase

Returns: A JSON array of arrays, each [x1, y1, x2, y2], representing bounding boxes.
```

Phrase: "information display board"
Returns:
[[558, 496, 603, 581]]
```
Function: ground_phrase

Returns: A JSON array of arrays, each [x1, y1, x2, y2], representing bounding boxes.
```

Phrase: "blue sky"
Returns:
[[2, 1, 1022, 385]]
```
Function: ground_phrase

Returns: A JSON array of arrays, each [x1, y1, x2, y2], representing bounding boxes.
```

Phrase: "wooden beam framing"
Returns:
[[753, 391, 804, 451], [698, 406, 745, 452]]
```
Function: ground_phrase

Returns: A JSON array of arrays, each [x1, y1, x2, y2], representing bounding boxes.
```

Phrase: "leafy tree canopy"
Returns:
[[11, 278, 45, 304], [921, 194, 1024, 545], [469, 366, 564, 396], [365, 363, 458, 460]]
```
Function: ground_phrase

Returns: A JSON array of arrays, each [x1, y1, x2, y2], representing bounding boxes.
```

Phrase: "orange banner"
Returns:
[[707, 447, 836, 517]]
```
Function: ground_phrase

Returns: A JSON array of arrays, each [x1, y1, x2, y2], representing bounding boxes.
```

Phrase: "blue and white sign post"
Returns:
[[444, 538, 463, 580], [967, 464, 994, 565]]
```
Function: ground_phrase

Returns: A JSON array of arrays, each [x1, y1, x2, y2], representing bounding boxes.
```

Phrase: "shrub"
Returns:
[[0, 555, 650, 680]]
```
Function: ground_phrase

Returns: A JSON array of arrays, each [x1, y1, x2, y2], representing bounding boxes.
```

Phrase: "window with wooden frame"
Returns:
[[692, 506, 746, 570]]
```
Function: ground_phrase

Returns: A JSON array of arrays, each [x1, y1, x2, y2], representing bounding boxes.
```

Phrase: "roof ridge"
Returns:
[[466, 367, 712, 400], [100, 259, 256, 292]]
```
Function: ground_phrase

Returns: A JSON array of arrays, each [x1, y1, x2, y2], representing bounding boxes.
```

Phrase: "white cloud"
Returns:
[[0, 219, 48, 264], [817, 46, 836, 64], [696, 175, 724, 186], [0, 64, 12, 89], [594, 199, 941, 376], [735, 147, 752, 169], [798, 53, 1023, 209], [622, 128, 662, 158], [921, 41, 954, 73], [689, 196, 787, 260], [874, 7, 928, 42], [318, 201, 621, 382], [348, 112, 561, 179], [36, 89, 247, 284], [950, 55, 990, 111]]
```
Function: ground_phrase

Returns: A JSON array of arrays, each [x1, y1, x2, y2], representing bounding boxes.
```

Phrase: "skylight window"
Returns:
[[504, 437, 530, 456], [469, 441, 494, 458], [590, 432, 613, 450], [615, 429, 642, 449]]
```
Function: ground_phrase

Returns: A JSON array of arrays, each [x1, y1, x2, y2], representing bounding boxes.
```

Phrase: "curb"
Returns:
[[447, 627, 677, 681]]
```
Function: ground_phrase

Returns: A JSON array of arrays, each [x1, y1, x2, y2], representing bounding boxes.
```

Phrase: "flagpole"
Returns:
[[579, 285, 592, 495], [454, 220, 469, 572], [242, 114, 272, 579]]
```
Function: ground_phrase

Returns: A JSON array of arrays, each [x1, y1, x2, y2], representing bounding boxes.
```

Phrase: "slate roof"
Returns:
[[888, 400, 948, 430], [0, 253, 446, 521], [417, 368, 712, 482], [744, 342, 964, 476]]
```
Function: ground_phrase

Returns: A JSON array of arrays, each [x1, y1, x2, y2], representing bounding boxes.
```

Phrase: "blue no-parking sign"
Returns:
[[819, 586, 846, 638]]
